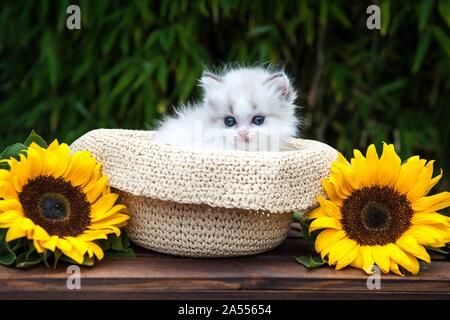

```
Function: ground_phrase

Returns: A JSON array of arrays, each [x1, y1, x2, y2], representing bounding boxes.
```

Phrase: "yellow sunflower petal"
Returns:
[[385, 243, 423, 276], [306, 207, 323, 220], [64, 152, 97, 187], [90, 214, 130, 228], [377, 143, 401, 186], [389, 260, 404, 277], [335, 243, 360, 270], [352, 145, 379, 187], [0, 181, 18, 199], [61, 247, 84, 264], [32, 225, 50, 241], [396, 235, 431, 263], [78, 232, 108, 242], [372, 245, 390, 274], [84, 174, 108, 203], [395, 156, 427, 196], [315, 229, 347, 254], [329, 170, 352, 198], [56, 238, 73, 252], [309, 217, 342, 233], [66, 237, 88, 256], [0, 169, 11, 180], [404, 225, 448, 247], [349, 251, 363, 270], [326, 238, 358, 266], [6, 219, 27, 242], [0, 210, 23, 227], [422, 168, 443, 195], [87, 242, 104, 260], [322, 180, 344, 206], [33, 238, 45, 253], [412, 192, 450, 213], [42, 236, 59, 252], [23, 147, 43, 180], [403, 253, 420, 275], [91, 193, 119, 215], [360, 245, 375, 274], [411, 213, 450, 227], [0, 199, 22, 212], [316, 197, 342, 219], [333, 161, 361, 191], [406, 160, 436, 202], [91, 204, 128, 223]]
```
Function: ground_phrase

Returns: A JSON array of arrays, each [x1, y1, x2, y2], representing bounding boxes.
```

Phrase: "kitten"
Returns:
[[152, 66, 299, 151]]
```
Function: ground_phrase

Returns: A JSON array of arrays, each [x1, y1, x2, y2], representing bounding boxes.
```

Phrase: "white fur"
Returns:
[[152, 67, 300, 151]]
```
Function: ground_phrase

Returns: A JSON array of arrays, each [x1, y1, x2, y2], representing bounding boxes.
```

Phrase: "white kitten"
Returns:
[[152, 66, 299, 151]]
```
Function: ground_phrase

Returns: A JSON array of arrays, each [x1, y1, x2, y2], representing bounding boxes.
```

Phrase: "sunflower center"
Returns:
[[341, 186, 413, 246], [19, 176, 91, 237], [362, 201, 391, 231], [39, 193, 70, 220]]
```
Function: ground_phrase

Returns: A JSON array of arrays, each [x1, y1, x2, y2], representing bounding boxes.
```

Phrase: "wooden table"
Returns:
[[0, 223, 448, 300]]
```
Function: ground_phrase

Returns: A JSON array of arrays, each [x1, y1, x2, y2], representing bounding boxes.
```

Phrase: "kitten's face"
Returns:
[[201, 68, 298, 151]]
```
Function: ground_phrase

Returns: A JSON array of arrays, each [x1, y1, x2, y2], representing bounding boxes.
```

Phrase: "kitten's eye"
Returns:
[[252, 115, 265, 125], [224, 116, 237, 127]]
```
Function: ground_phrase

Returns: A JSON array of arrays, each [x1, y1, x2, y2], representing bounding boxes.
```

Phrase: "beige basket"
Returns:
[[70, 129, 337, 257]]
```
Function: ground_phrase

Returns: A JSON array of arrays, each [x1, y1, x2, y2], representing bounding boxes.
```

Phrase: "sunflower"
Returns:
[[0, 140, 130, 264], [307, 143, 450, 276]]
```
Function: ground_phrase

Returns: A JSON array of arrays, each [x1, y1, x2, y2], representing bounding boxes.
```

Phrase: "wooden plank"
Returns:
[[0, 221, 448, 300]]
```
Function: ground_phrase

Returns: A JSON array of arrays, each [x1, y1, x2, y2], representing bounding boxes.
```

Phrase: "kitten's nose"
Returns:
[[238, 129, 250, 141]]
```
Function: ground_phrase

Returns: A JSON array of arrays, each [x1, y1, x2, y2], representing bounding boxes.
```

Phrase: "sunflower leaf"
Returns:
[[23, 130, 48, 148], [425, 246, 448, 255], [110, 234, 125, 251], [0, 161, 9, 170], [53, 250, 62, 269], [16, 251, 42, 269], [0, 242, 16, 266], [296, 255, 327, 269], [0, 143, 27, 161], [105, 247, 136, 259]]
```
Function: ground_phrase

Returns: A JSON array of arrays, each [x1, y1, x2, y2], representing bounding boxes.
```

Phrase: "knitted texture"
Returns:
[[121, 192, 293, 257], [70, 129, 338, 257]]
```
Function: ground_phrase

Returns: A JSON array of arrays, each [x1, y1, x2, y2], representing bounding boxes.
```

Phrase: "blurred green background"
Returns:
[[1, 0, 450, 191]]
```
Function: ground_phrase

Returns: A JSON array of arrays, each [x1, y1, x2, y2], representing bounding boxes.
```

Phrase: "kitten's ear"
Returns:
[[264, 72, 296, 102], [200, 71, 223, 89]]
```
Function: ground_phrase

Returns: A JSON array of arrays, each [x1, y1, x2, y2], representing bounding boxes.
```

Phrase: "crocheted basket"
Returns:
[[70, 129, 337, 257]]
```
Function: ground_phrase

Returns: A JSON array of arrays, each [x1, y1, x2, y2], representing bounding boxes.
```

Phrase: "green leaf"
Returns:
[[432, 25, 450, 56], [0, 242, 16, 266], [53, 250, 62, 269], [439, 0, 450, 28], [296, 255, 327, 269], [16, 251, 42, 269], [412, 28, 432, 73], [330, 4, 351, 29], [0, 143, 27, 161], [425, 246, 448, 255], [292, 211, 303, 221], [248, 25, 273, 37], [97, 238, 111, 251], [0, 162, 9, 170], [105, 247, 136, 259], [417, 0, 433, 32], [23, 130, 48, 148], [111, 235, 125, 251], [380, 0, 391, 36]]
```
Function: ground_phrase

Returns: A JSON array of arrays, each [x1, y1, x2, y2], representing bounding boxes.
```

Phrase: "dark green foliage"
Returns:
[[1, 1, 449, 194]]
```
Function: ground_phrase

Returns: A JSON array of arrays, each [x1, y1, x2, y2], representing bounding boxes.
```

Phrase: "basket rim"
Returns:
[[70, 128, 337, 213]]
